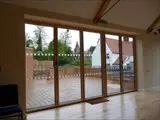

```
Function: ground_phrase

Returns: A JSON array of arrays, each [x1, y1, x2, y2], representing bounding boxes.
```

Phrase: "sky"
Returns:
[[25, 24, 132, 51]]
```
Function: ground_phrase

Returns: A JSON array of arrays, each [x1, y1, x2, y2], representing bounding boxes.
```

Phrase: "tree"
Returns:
[[32, 28, 73, 63], [47, 40, 73, 65], [57, 40, 73, 66], [25, 33, 34, 48], [59, 29, 71, 51], [26, 40, 34, 48], [34, 26, 47, 52], [25, 33, 30, 41]]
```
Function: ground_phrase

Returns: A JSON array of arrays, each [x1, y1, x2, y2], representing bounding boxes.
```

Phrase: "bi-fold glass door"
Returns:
[[25, 23, 136, 112], [105, 34, 121, 95], [121, 36, 136, 92], [83, 31, 102, 99], [25, 24, 103, 111], [25, 24, 55, 111], [104, 34, 136, 95], [57, 28, 81, 103], [57, 30, 103, 102]]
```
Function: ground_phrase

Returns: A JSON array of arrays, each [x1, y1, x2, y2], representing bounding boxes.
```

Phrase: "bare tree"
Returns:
[[25, 33, 33, 48], [59, 29, 71, 51], [34, 26, 47, 51]]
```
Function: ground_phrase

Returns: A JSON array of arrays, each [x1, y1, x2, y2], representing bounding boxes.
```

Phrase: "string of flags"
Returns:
[[26, 53, 92, 57]]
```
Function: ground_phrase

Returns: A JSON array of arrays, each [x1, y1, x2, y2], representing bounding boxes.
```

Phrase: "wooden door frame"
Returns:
[[25, 19, 135, 37], [54, 26, 59, 106], [120, 36, 137, 92], [133, 37, 138, 90], [83, 31, 103, 99], [80, 30, 85, 101], [25, 19, 138, 113], [101, 32, 107, 97], [119, 35, 124, 92]]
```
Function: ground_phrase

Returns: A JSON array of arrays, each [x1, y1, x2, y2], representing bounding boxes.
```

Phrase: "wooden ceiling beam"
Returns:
[[93, 0, 111, 23], [146, 14, 160, 33]]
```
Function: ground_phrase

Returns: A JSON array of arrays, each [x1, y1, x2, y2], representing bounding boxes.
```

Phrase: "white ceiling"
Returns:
[[103, 0, 160, 30], [1, 0, 102, 19], [1, 0, 160, 30]]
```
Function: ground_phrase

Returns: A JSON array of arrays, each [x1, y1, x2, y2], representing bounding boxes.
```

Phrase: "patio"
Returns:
[[26, 77, 120, 111]]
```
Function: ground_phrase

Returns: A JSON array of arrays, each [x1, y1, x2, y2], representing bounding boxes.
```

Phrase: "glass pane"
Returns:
[[122, 36, 135, 91], [25, 24, 54, 111], [83, 31, 102, 98], [58, 28, 81, 103], [105, 34, 120, 95]]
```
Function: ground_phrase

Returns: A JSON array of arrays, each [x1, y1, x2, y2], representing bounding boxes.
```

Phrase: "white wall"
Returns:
[[137, 34, 160, 92], [92, 41, 119, 66], [92, 41, 134, 66], [106, 44, 119, 65], [92, 40, 101, 67], [136, 38, 145, 90], [142, 35, 160, 91], [0, 2, 26, 116], [123, 56, 133, 66]]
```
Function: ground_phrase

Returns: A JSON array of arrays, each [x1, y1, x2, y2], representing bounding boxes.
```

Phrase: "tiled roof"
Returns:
[[106, 38, 133, 56], [113, 56, 127, 65]]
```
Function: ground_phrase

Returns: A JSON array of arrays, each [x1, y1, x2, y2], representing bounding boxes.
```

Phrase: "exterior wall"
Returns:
[[106, 44, 119, 65], [92, 40, 101, 67], [123, 56, 133, 66], [92, 41, 133, 66], [25, 48, 33, 106], [33, 60, 53, 70], [26, 48, 33, 79], [92, 41, 119, 66]]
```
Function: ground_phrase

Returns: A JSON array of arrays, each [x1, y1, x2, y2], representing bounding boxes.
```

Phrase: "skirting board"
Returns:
[[138, 86, 160, 92]]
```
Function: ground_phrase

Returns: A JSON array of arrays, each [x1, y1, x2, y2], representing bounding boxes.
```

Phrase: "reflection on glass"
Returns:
[[58, 28, 81, 103], [105, 34, 120, 95], [122, 36, 135, 91], [83, 31, 102, 98], [25, 24, 54, 111]]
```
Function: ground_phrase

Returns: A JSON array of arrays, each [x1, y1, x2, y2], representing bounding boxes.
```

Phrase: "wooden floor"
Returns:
[[27, 92, 160, 120]]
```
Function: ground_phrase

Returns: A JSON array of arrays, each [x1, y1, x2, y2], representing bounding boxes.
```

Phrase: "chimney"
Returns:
[[123, 36, 129, 42]]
